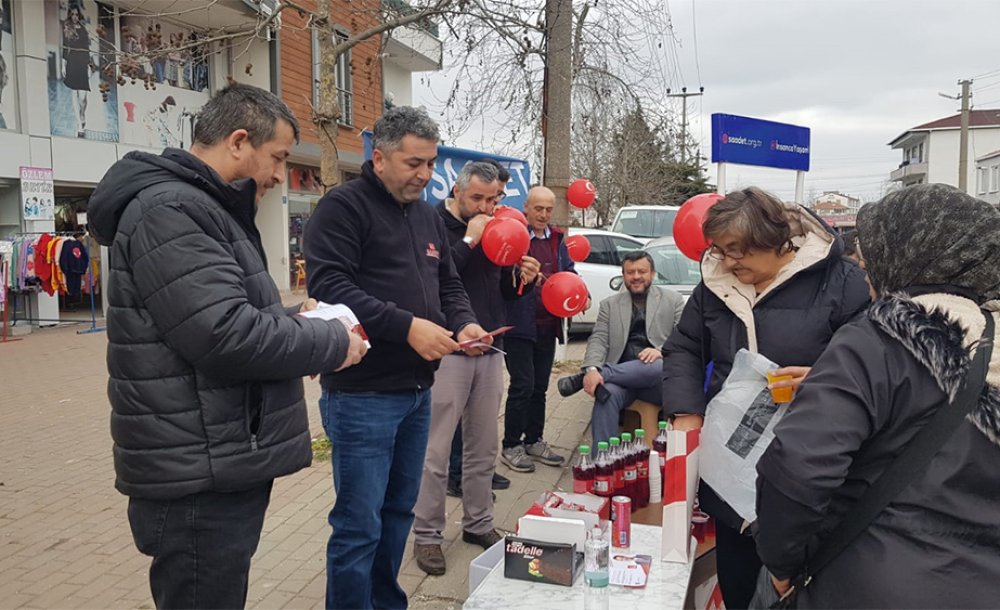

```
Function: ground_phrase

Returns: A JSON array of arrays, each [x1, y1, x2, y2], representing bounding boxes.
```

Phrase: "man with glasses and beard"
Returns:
[[557, 251, 685, 444]]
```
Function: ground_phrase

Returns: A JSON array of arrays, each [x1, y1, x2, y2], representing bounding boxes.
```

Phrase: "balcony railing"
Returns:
[[382, 0, 440, 38]]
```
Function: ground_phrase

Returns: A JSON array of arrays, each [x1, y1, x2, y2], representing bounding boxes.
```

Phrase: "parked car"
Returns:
[[642, 236, 701, 296], [566, 228, 644, 333], [609, 205, 682, 244]]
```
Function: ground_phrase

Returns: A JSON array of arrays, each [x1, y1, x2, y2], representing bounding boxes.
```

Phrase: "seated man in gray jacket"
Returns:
[[558, 251, 684, 444]]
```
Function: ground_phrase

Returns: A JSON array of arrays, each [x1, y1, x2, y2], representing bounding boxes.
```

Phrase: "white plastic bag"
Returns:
[[699, 349, 789, 523]]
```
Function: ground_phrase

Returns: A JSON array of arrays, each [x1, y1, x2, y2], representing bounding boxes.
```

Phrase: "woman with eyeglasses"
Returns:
[[661, 187, 871, 609]]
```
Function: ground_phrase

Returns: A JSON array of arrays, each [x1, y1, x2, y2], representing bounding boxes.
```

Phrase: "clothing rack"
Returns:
[[2, 231, 105, 337]]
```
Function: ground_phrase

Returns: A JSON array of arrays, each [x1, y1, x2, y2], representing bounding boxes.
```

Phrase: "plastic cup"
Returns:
[[767, 372, 794, 403]]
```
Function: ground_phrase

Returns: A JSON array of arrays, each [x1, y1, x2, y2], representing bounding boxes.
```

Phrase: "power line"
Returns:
[[690, 0, 702, 87], [972, 67, 1000, 79]]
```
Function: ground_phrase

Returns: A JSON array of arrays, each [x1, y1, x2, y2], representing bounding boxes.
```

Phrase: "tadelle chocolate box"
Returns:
[[503, 536, 582, 587]]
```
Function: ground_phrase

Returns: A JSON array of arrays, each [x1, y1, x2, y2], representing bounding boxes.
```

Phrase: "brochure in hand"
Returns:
[[458, 325, 513, 354], [297, 301, 371, 348]]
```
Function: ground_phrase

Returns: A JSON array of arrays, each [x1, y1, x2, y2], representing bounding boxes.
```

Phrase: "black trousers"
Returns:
[[715, 519, 763, 610], [127, 482, 273, 609], [503, 336, 556, 448]]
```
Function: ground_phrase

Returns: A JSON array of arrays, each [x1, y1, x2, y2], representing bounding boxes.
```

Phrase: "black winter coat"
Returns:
[[304, 162, 477, 392], [756, 293, 1000, 609], [89, 148, 351, 500], [662, 213, 871, 528]]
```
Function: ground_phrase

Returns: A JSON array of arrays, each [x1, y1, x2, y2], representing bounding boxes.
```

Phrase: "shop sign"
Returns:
[[711, 113, 810, 171], [20, 166, 54, 221]]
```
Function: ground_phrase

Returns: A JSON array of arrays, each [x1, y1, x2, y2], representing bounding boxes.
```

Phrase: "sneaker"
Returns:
[[414, 543, 446, 575], [557, 372, 585, 397], [500, 445, 536, 473], [492, 472, 511, 490], [525, 440, 565, 467], [463, 528, 504, 550]]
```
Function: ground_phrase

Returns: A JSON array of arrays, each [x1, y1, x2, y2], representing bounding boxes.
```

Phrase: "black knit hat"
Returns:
[[857, 183, 1000, 302]]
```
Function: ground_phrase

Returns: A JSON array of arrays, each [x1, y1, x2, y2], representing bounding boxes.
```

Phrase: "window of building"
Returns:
[[992, 165, 1000, 193], [312, 29, 353, 127], [978, 167, 989, 195]]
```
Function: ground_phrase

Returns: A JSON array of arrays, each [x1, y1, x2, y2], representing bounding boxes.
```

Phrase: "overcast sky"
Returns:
[[414, 0, 1000, 203]]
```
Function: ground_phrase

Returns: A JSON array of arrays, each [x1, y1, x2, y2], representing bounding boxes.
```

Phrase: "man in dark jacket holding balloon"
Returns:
[[412, 161, 540, 575], [501, 185, 587, 473]]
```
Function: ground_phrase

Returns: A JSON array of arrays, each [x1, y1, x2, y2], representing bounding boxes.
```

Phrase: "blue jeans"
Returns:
[[591, 359, 663, 445], [127, 483, 272, 609], [319, 389, 431, 610]]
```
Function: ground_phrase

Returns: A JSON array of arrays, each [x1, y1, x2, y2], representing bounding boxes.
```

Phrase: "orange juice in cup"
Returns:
[[766, 371, 794, 403]]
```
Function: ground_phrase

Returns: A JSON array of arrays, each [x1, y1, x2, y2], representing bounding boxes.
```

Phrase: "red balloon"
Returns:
[[480, 217, 530, 266], [564, 235, 591, 262], [567, 179, 596, 209], [541, 271, 589, 318], [493, 206, 528, 227], [672, 193, 724, 261]]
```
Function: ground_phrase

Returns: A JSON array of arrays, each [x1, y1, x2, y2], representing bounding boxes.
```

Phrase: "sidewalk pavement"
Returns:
[[0, 310, 594, 609]]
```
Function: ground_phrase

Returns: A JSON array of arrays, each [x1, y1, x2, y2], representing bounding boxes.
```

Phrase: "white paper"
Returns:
[[298, 301, 371, 348]]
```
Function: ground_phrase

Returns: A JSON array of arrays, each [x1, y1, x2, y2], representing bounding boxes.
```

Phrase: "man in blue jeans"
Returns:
[[304, 106, 487, 610]]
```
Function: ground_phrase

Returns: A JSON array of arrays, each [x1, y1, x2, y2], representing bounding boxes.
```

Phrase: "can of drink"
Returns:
[[611, 495, 631, 548]]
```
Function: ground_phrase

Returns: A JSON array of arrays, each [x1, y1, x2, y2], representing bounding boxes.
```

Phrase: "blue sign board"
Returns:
[[711, 113, 810, 171], [362, 131, 532, 210]]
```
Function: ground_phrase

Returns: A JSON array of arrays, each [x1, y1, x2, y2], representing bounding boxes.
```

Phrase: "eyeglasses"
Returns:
[[707, 244, 748, 261]]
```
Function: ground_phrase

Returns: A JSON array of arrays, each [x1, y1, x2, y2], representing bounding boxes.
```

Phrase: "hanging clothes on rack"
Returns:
[[59, 237, 88, 296]]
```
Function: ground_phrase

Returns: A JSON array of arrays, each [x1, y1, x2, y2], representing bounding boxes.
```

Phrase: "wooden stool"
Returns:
[[294, 259, 306, 290], [622, 400, 661, 448]]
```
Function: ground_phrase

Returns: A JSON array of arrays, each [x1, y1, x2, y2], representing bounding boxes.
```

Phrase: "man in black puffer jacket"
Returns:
[[88, 84, 366, 610]]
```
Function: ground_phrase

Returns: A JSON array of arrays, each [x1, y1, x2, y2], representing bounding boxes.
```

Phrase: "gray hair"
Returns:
[[454, 161, 500, 191], [373, 106, 439, 153], [193, 83, 300, 148]]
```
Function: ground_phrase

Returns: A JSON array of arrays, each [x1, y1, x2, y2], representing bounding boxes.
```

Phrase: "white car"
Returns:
[[609, 205, 682, 244], [566, 228, 644, 333]]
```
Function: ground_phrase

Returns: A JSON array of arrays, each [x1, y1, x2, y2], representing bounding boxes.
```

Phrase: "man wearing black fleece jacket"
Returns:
[[411, 161, 540, 575], [303, 107, 487, 610]]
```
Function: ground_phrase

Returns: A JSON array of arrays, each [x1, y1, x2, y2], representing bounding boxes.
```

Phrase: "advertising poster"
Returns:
[[21, 167, 55, 221], [45, 0, 119, 141], [117, 15, 210, 149], [0, 0, 18, 131]]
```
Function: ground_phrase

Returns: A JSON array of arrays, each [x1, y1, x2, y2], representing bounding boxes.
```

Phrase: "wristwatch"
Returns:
[[585, 366, 599, 374], [462, 235, 475, 246]]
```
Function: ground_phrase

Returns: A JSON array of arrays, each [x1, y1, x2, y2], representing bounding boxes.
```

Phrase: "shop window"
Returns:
[[312, 29, 353, 127]]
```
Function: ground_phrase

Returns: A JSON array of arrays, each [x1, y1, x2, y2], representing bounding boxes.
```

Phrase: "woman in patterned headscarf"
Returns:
[[754, 183, 1000, 609]]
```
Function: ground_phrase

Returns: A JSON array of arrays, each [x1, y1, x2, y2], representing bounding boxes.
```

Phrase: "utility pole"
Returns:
[[940, 79, 973, 193], [666, 86, 704, 164], [541, 0, 573, 229], [958, 79, 972, 194]]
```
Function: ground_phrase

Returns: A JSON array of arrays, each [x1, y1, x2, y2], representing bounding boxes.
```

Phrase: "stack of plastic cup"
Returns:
[[648, 449, 662, 504]]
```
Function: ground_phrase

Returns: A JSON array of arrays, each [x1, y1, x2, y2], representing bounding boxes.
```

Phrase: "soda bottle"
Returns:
[[634, 429, 650, 508], [573, 445, 595, 494], [621, 432, 637, 505], [608, 437, 624, 493], [654, 421, 669, 486], [592, 441, 613, 497]]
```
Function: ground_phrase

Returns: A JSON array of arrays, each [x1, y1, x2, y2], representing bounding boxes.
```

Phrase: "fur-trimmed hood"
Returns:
[[869, 292, 1000, 447]]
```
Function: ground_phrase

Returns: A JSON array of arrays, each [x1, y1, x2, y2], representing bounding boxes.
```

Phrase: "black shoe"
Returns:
[[463, 528, 504, 550], [491, 473, 511, 490], [557, 373, 585, 397], [594, 383, 612, 403]]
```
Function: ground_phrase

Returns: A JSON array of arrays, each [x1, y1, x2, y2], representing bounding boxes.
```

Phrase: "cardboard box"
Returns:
[[504, 536, 582, 587], [523, 491, 610, 530]]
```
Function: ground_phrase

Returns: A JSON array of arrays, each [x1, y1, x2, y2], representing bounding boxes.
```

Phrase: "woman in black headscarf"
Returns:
[[754, 183, 1000, 608]]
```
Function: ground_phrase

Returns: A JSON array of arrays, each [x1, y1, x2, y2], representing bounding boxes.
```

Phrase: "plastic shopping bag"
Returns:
[[699, 349, 789, 523]]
